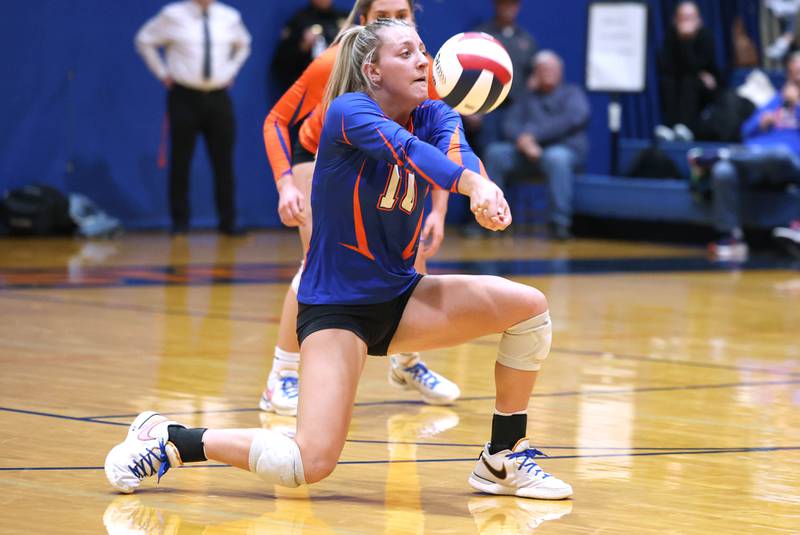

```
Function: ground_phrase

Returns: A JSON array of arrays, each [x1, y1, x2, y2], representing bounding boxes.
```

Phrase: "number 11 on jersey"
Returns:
[[378, 165, 416, 214]]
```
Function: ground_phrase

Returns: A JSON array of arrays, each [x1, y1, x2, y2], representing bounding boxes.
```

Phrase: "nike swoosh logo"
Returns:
[[482, 456, 507, 480], [137, 414, 167, 441]]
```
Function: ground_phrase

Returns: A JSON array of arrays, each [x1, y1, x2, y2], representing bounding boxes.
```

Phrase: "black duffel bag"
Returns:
[[2, 184, 76, 236]]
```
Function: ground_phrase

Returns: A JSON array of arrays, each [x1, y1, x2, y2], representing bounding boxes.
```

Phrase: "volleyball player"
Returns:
[[105, 19, 572, 501]]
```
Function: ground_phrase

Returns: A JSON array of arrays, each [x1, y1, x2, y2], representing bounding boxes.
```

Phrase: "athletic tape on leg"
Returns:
[[497, 311, 551, 371], [249, 429, 306, 487]]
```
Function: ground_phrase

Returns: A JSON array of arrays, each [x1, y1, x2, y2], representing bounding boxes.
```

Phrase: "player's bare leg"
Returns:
[[259, 162, 314, 416], [389, 274, 572, 499]]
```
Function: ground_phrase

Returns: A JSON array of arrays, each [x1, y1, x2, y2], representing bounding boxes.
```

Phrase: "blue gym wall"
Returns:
[[0, 0, 757, 229]]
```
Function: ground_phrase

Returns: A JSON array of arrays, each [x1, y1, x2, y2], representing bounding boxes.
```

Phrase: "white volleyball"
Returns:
[[433, 32, 514, 115]]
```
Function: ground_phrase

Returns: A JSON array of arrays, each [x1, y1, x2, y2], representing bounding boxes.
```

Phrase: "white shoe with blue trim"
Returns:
[[104, 411, 184, 494], [469, 438, 572, 500], [388, 353, 461, 405], [259, 369, 299, 416]]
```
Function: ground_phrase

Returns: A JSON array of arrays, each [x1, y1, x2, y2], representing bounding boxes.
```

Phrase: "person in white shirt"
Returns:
[[135, 0, 251, 235]]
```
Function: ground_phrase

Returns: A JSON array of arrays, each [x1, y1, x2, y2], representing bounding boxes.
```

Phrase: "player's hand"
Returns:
[[276, 176, 306, 227], [419, 210, 445, 259], [458, 170, 512, 232], [162, 76, 174, 89], [472, 186, 511, 231]]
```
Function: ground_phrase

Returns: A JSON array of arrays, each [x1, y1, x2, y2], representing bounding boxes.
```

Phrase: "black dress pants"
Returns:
[[167, 84, 236, 232]]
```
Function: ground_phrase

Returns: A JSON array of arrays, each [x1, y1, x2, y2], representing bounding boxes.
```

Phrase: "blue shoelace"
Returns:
[[280, 375, 299, 399], [128, 439, 171, 482], [507, 448, 551, 478], [404, 363, 441, 390]]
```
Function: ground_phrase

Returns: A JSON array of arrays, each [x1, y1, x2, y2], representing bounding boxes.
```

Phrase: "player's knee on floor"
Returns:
[[295, 441, 342, 484], [249, 429, 306, 487], [300, 454, 338, 484], [496, 311, 552, 371]]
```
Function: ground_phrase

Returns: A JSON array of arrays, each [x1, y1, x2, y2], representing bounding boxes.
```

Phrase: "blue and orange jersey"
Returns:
[[298, 93, 482, 305]]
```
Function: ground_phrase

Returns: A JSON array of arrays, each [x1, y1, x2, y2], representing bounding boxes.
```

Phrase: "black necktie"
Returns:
[[202, 10, 211, 80]]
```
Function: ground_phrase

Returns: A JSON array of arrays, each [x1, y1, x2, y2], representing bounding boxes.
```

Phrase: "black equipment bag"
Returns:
[[626, 147, 682, 179], [2, 184, 76, 236]]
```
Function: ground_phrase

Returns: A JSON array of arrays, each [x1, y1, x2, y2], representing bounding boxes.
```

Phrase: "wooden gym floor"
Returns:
[[1, 230, 799, 534]]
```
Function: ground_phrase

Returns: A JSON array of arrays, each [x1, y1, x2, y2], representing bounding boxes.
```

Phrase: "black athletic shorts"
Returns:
[[296, 274, 423, 356], [292, 141, 316, 165]]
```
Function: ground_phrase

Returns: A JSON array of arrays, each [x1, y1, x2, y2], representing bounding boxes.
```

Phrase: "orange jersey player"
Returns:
[[263, 45, 338, 183]]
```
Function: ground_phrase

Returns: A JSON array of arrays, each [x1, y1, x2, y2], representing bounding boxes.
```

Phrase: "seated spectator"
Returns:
[[765, 0, 800, 60], [462, 0, 537, 157], [656, 1, 720, 142], [707, 81, 800, 260], [479, 50, 590, 240], [271, 0, 347, 92]]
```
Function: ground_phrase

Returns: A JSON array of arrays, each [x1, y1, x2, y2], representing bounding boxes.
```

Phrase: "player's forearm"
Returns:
[[456, 169, 486, 197]]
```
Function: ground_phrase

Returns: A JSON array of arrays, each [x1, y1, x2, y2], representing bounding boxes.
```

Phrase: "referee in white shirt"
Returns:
[[135, 0, 251, 235]]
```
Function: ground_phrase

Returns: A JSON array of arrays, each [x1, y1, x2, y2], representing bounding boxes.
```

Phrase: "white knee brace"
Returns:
[[290, 262, 304, 294], [496, 311, 552, 371], [248, 429, 306, 487]]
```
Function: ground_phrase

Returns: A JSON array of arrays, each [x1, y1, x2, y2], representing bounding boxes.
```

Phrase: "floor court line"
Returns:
[[76, 377, 800, 421], [0, 406, 128, 426], [6, 376, 798, 428], [73, 370, 800, 420], [3, 446, 799, 473]]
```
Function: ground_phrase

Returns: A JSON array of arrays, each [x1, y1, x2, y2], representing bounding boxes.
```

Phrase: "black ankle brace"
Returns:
[[167, 425, 208, 463], [489, 413, 527, 455]]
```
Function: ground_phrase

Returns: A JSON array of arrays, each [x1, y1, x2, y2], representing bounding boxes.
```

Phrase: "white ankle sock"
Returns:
[[273, 347, 299, 373], [494, 409, 528, 417]]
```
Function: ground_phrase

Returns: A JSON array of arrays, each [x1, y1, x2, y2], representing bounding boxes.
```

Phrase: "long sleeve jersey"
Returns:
[[298, 93, 481, 305], [263, 45, 339, 182]]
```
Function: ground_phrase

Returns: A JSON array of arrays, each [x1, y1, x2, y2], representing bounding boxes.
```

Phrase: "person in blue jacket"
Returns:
[[103, 19, 572, 501], [708, 81, 800, 260]]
